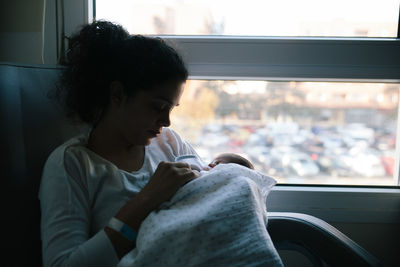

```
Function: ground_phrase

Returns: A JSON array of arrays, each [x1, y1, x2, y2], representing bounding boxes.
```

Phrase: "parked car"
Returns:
[[270, 147, 320, 177], [286, 153, 320, 177], [348, 148, 386, 177], [380, 150, 395, 176]]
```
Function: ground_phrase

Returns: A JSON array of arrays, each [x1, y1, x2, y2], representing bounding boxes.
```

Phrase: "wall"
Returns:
[[0, 0, 45, 63]]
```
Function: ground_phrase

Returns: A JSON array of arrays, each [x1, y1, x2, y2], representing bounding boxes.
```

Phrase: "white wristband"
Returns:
[[107, 217, 137, 243]]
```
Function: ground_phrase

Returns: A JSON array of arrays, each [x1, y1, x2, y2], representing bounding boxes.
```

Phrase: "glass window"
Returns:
[[96, 0, 400, 37], [171, 80, 399, 186], [95, 1, 400, 186]]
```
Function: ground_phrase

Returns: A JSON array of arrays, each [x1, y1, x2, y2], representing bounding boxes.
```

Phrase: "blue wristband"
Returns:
[[107, 217, 137, 243]]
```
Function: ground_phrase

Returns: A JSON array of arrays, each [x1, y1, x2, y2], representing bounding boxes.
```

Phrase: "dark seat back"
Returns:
[[0, 63, 84, 266]]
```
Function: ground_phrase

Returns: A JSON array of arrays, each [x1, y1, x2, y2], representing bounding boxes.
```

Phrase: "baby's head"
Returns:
[[209, 153, 254, 170]]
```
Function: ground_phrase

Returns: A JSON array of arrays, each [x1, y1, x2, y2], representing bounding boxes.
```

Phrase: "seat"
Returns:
[[267, 212, 380, 266], [0, 63, 83, 267], [0, 62, 380, 267]]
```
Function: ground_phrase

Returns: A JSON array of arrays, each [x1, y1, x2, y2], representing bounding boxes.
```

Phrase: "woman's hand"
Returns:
[[114, 161, 199, 230], [107, 162, 199, 259], [140, 161, 199, 209]]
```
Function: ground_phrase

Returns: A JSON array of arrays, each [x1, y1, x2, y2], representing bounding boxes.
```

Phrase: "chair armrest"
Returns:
[[267, 212, 380, 267]]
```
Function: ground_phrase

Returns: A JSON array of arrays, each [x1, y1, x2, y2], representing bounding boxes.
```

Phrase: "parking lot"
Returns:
[[186, 122, 396, 186]]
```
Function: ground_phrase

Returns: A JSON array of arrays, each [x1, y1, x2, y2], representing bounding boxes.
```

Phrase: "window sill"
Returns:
[[267, 185, 400, 224]]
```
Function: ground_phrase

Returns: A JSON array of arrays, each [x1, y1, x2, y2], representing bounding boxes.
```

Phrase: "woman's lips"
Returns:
[[148, 130, 160, 137]]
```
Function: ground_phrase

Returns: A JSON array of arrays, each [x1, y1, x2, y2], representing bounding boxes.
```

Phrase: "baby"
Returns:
[[208, 152, 254, 170], [175, 153, 254, 171]]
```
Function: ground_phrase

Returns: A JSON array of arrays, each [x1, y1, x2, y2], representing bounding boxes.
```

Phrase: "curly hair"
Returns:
[[52, 20, 188, 125]]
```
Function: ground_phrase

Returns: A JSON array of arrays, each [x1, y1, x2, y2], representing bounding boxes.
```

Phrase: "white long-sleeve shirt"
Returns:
[[39, 127, 199, 267]]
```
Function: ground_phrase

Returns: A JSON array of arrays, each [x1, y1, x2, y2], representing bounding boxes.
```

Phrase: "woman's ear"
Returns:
[[109, 81, 126, 107]]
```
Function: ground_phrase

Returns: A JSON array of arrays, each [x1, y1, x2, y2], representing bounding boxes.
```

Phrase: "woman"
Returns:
[[40, 20, 200, 266], [39, 20, 282, 267]]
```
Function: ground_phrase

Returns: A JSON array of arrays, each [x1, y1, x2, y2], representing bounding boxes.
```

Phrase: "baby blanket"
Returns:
[[118, 163, 283, 267]]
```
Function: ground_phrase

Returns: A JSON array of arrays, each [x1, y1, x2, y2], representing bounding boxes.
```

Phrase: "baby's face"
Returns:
[[208, 155, 235, 168], [208, 153, 254, 170]]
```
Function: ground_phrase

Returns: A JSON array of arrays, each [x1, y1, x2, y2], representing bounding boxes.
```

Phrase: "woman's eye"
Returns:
[[153, 103, 169, 112], [211, 160, 220, 166]]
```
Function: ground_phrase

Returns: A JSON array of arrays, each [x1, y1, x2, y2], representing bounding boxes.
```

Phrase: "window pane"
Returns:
[[171, 80, 399, 186], [96, 0, 400, 37]]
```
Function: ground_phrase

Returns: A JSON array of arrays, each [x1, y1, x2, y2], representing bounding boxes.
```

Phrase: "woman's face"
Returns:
[[112, 80, 184, 146]]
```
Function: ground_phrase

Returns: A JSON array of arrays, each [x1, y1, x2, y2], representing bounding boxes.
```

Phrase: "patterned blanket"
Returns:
[[118, 163, 283, 267]]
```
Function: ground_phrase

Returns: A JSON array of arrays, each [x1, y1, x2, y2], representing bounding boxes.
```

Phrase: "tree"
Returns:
[[171, 81, 219, 140], [265, 82, 306, 121]]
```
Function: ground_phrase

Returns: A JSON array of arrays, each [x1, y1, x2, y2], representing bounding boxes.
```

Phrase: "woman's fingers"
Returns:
[[158, 161, 191, 171], [169, 162, 200, 184], [142, 161, 200, 205], [182, 170, 200, 185], [172, 161, 191, 169]]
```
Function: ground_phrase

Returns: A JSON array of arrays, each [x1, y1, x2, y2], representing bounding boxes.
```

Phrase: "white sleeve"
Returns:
[[39, 148, 119, 267], [162, 127, 205, 163]]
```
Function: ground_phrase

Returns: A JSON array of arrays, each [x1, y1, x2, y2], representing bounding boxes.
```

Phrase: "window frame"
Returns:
[[166, 36, 400, 82], [57, 0, 400, 224], [164, 36, 400, 189]]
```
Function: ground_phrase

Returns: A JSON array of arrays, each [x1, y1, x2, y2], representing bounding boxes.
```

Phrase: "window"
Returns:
[[96, 0, 400, 37], [95, 0, 400, 186], [171, 80, 399, 186]]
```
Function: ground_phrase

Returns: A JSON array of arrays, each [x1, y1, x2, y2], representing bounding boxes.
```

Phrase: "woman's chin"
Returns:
[[144, 138, 153, 146], [143, 134, 156, 146], [143, 131, 159, 145]]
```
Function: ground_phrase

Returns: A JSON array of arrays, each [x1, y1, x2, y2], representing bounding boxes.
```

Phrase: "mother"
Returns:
[[40, 20, 200, 266], [39, 20, 282, 267]]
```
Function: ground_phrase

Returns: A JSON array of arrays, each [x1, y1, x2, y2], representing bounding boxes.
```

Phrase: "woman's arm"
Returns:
[[40, 146, 198, 266], [103, 192, 152, 259], [40, 151, 119, 267], [105, 161, 199, 258]]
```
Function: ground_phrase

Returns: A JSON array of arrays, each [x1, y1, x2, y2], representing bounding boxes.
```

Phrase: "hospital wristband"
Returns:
[[107, 217, 138, 244]]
